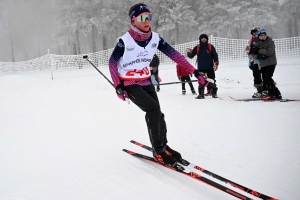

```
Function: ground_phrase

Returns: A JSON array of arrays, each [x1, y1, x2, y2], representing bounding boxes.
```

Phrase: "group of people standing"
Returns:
[[108, 3, 282, 167], [246, 27, 282, 100]]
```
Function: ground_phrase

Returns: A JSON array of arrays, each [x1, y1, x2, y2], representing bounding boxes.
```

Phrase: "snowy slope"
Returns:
[[1, 60, 300, 200]]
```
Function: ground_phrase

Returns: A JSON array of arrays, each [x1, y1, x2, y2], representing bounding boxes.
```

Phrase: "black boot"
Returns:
[[165, 146, 182, 161], [154, 151, 177, 166], [196, 87, 204, 99], [212, 88, 218, 98]]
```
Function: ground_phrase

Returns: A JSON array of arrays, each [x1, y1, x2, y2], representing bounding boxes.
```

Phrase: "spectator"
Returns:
[[246, 26, 266, 98], [176, 64, 196, 95], [187, 34, 219, 99], [253, 29, 282, 100]]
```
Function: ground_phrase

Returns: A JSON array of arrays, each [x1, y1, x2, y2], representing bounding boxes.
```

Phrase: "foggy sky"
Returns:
[[0, 0, 298, 62]]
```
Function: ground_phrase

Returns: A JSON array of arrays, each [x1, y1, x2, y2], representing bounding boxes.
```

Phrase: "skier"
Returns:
[[108, 3, 208, 166], [252, 29, 282, 100], [246, 26, 266, 98], [176, 64, 196, 95], [150, 54, 160, 92], [187, 34, 219, 99]]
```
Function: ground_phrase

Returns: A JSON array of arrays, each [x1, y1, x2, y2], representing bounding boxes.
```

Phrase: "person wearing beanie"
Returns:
[[252, 29, 282, 100], [187, 34, 219, 99], [246, 26, 266, 98], [108, 3, 208, 167]]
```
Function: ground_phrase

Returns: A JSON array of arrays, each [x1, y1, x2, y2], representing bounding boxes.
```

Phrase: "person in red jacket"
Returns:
[[176, 64, 196, 95]]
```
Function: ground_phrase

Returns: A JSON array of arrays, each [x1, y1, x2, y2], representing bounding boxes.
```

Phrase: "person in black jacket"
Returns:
[[187, 34, 219, 99], [150, 54, 160, 92]]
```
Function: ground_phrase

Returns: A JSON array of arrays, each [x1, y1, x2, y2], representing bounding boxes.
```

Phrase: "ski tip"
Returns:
[[123, 149, 136, 155]]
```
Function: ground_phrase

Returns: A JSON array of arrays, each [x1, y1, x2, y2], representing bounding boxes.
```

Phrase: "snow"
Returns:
[[1, 60, 300, 200]]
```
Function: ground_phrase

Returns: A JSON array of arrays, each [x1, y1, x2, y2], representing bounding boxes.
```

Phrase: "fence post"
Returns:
[[48, 49, 54, 80]]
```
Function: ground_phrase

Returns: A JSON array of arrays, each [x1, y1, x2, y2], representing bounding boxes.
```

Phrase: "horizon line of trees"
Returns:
[[0, 0, 299, 61]]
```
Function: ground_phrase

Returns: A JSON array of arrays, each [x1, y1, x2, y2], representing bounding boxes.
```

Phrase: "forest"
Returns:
[[0, 0, 299, 61]]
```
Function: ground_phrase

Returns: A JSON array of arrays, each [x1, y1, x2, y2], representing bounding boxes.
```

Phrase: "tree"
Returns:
[[279, 0, 300, 37], [52, 0, 86, 54], [145, 0, 198, 45], [195, 0, 279, 39]]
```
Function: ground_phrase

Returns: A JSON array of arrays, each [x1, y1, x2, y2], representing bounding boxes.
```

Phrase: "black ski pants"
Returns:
[[180, 76, 195, 91], [252, 63, 263, 85], [261, 65, 281, 96], [124, 84, 167, 155]]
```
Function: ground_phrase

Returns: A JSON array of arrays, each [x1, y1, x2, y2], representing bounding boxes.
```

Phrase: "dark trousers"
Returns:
[[252, 64, 262, 85], [261, 65, 281, 96], [180, 76, 195, 91], [199, 68, 217, 94], [124, 84, 167, 154]]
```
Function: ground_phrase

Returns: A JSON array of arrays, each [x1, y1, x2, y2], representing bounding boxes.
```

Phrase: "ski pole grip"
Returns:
[[83, 55, 88, 59]]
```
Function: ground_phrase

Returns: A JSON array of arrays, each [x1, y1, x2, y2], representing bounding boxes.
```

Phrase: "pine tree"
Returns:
[[279, 0, 300, 37], [194, 0, 279, 39]]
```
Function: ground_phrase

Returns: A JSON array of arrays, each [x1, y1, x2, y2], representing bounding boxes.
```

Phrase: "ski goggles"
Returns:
[[132, 13, 153, 22]]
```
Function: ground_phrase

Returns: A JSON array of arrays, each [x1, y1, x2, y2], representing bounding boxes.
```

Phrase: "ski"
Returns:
[[130, 140, 278, 200], [123, 149, 253, 200], [229, 96, 299, 102]]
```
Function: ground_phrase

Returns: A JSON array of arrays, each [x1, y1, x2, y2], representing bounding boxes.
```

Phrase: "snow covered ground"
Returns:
[[1, 60, 300, 200]]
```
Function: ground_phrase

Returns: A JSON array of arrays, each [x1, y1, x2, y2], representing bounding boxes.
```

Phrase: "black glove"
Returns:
[[178, 76, 182, 81], [193, 69, 205, 78], [187, 52, 193, 58], [252, 47, 259, 55], [115, 84, 125, 95], [257, 54, 266, 59]]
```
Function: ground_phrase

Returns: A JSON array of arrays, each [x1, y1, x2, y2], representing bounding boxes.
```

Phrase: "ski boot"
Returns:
[[154, 151, 177, 167], [165, 145, 182, 161], [212, 94, 218, 98], [196, 87, 204, 99], [262, 90, 269, 96], [252, 92, 262, 98], [195, 95, 204, 99]]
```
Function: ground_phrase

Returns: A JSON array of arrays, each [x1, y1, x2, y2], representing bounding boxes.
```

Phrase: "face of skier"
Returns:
[[201, 37, 207, 43], [131, 12, 152, 32], [259, 34, 267, 41], [252, 31, 258, 38]]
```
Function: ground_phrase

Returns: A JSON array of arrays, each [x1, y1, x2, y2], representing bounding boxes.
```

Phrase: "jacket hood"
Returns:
[[199, 34, 208, 41]]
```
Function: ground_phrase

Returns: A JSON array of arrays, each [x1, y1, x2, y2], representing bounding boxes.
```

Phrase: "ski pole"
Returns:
[[158, 80, 198, 86], [83, 55, 113, 86], [158, 78, 214, 86], [83, 55, 130, 104]]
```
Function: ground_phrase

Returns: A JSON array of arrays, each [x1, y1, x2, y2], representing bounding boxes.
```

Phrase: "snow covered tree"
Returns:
[[144, 0, 198, 45], [279, 0, 300, 37], [194, 0, 279, 39]]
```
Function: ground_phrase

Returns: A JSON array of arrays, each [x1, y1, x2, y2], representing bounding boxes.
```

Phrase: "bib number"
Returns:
[[125, 66, 149, 76]]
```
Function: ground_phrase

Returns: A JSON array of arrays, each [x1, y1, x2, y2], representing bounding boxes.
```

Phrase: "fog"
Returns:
[[0, 0, 299, 62]]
